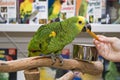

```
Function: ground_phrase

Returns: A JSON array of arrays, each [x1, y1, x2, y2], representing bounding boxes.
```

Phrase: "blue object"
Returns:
[[73, 72, 82, 80], [61, 54, 69, 59], [73, 76, 82, 80], [48, 0, 54, 9]]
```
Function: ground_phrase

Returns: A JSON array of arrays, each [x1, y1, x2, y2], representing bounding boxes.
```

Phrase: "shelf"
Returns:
[[0, 24, 120, 32], [91, 24, 120, 32], [0, 24, 40, 32]]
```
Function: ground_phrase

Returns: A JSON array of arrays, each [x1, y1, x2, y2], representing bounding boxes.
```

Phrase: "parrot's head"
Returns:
[[75, 16, 91, 32]]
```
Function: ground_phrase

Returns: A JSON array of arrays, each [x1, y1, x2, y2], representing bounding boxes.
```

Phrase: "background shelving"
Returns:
[[0, 24, 120, 32], [0, 24, 40, 32]]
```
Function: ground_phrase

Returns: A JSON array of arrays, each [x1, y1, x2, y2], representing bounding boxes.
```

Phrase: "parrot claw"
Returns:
[[51, 53, 64, 66], [51, 53, 57, 65], [50, 53, 64, 66], [40, 53, 64, 65], [56, 54, 64, 66], [40, 53, 56, 65]]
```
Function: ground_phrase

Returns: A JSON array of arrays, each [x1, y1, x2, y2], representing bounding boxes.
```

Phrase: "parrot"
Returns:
[[48, 0, 66, 23], [27, 16, 91, 80], [20, 0, 34, 23], [104, 61, 120, 80], [78, 0, 88, 17], [28, 16, 91, 64]]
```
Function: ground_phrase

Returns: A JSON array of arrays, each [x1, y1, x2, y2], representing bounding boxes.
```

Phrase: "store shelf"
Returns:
[[0, 24, 40, 32], [0, 24, 120, 32], [91, 24, 120, 32]]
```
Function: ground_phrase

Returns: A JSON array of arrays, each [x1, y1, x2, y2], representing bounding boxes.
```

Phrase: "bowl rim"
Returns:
[[72, 43, 95, 47]]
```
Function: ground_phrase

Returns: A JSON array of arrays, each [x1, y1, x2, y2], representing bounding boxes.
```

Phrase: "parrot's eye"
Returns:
[[79, 21, 82, 24]]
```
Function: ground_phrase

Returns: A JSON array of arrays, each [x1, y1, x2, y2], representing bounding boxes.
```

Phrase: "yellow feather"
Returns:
[[76, 16, 86, 31], [53, 0, 61, 15], [49, 31, 56, 37]]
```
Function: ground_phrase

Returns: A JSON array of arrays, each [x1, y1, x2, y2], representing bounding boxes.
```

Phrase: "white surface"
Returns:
[[0, 24, 120, 32], [0, 24, 40, 32], [91, 24, 120, 32]]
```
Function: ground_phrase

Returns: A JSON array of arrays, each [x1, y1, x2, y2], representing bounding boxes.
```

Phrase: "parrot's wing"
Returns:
[[32, 24, 57, 52]]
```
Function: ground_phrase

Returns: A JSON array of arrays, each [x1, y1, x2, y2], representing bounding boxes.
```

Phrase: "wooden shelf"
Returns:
[[0, 24, 120, 32]]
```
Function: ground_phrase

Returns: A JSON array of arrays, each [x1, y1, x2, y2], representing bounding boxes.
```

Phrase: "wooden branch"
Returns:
[[0, 56, 103, 75]]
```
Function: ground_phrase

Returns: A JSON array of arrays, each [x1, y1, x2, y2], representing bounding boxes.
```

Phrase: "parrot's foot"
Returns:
[[40, 53, 63, 65], [56, 54, 64, 66], [51, 53, 57, 65], [51, 53, 64, 66], [39, 53, 56, 65]]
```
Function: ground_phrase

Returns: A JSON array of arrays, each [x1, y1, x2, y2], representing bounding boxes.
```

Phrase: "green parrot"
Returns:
[[48, 0, 66, 23], [79, 0, 88, 17], [105, 62, 120, 80], [28, 16, 91, 63]]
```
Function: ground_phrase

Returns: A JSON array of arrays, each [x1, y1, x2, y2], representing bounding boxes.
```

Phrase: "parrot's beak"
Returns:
[[82, 22, 91, 32]]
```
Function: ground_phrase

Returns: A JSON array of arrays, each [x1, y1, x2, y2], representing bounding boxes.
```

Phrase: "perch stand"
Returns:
[[0, 56, 103, 80]]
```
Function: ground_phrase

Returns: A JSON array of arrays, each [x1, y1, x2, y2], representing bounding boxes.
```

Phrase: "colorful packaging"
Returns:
[[48, 0, 76, 23], [19, 0, 48, 24], [0, 48, 17, 80], [0, 0, 17, 24]]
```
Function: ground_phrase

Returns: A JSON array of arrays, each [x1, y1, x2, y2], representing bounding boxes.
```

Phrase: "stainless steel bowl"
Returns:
[[73, 44, 98, 61]]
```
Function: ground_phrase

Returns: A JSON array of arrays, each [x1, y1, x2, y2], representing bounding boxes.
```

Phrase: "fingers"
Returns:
[[96, 35, 107, 42], [93, 39, 102, 51], [94, 35, 118, 44], [94, 40, 108, 59], [98, 35, 117, 42], [93, 35, 107, 57]]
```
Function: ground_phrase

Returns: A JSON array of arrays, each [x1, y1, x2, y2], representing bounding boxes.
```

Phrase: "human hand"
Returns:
[[93, 35, 120, 62]]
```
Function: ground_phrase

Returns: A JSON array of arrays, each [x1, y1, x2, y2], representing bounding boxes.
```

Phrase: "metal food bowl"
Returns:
[[73, 43, 98, 61]]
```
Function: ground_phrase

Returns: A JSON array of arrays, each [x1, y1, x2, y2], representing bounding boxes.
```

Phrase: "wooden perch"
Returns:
[[0, 56, 103, 75]]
